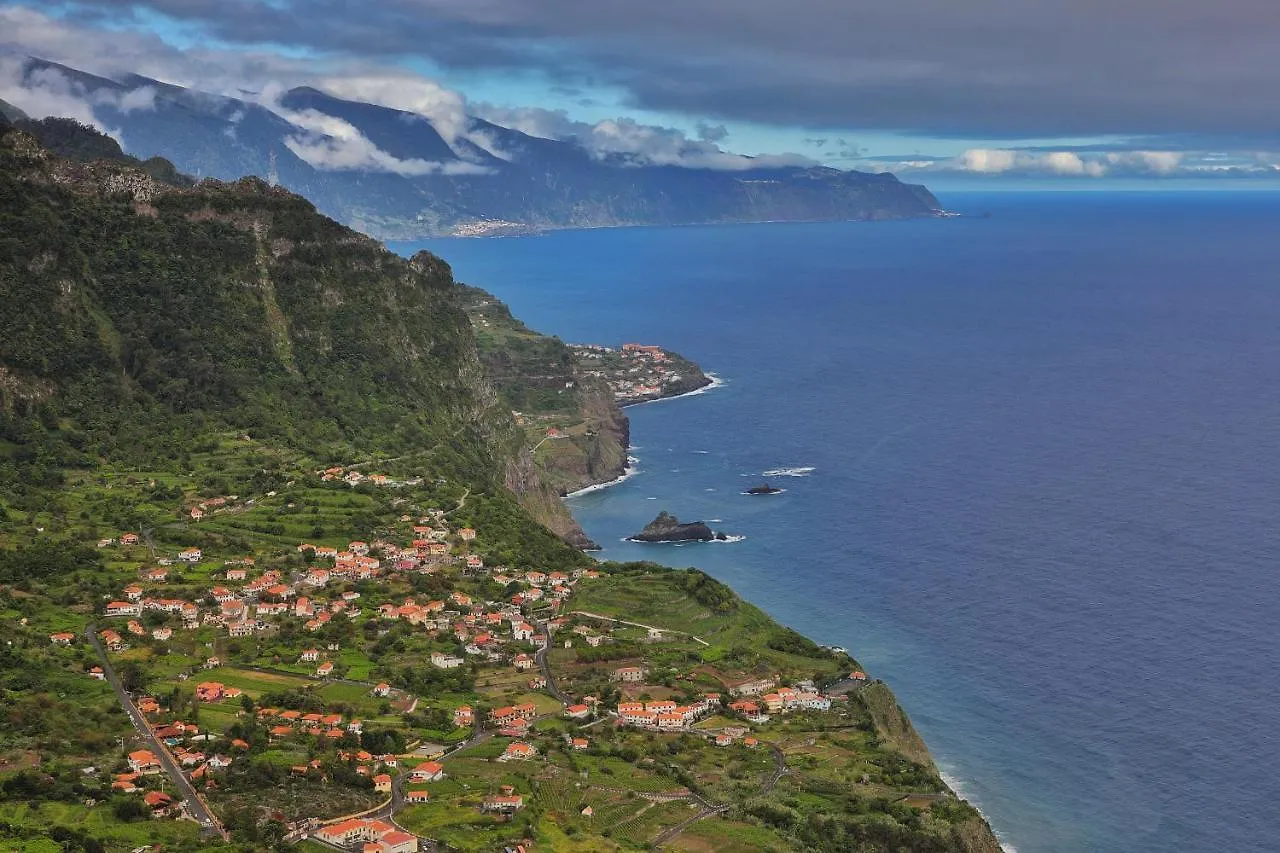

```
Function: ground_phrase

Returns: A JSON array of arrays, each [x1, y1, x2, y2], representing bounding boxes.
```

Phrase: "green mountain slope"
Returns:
[[0, 122, 587, 549]]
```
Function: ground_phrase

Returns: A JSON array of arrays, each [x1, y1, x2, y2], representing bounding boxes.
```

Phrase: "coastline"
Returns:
[[620, 371, 725, 409], [409, 209, 952, 242], [561, 374, 724, 499], [563, 455, 641, 498], [557, 365, 1006, 852]]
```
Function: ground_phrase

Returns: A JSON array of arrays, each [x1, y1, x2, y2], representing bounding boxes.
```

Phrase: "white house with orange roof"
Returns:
[[498, 742, 536, 762]]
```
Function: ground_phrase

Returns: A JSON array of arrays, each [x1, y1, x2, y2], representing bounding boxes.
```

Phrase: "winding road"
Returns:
[[535, 621, 573, 704], [569, 610, 710, 646], [86, 623, 226, 838]]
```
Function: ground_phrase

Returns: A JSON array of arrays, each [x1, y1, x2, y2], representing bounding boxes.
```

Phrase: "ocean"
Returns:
[[395, 192, 1280, 853]]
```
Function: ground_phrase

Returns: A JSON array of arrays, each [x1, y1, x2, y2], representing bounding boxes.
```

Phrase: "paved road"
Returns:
[[569, 610, 710, 646], [762, 742, 791, 794], [535, 622, 573, 704], [86, 623, 226, 838], [650, 803, 731, 847]]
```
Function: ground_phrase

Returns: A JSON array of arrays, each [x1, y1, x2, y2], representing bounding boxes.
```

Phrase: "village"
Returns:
[[568, 343, 710, 405], [41, 459, 878, 853]]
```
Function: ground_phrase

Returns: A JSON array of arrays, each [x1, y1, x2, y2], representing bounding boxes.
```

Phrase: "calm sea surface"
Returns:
[[395, 192, 1280, 853]]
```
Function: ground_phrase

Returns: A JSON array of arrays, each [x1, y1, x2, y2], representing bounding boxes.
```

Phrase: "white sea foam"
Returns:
[[939, 769, 1016, 853], [625, 372, 725, 407], [691, 450, 710, 454], [762, 466, 816, 477], [623, 533, 745, 544], [564, 456, 641, 498]]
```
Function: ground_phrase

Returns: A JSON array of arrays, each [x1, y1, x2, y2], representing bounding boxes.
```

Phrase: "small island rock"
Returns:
[[628, 510, 729, 543]]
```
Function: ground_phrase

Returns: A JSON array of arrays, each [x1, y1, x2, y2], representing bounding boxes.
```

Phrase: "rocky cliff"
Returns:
[[0, 121, 590, 548]]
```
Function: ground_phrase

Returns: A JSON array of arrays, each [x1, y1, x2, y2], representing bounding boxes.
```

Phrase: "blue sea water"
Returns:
[[395, 193, 1280, 853]]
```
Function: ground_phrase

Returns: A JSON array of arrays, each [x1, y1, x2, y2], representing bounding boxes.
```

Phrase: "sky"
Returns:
[[1, 0, 1279, 186]]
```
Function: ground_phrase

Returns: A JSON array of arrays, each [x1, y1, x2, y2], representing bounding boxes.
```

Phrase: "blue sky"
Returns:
[[3, 0, 1280, 185]]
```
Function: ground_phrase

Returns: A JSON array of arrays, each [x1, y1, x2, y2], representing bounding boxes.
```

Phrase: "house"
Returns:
[[143, 790, 175, 817], [795, 692, 831, 711], [430, 652, 464, 669], [105, 601, 142, 617], [227, 620, 256, 637], [405, 789, 431, 805], [315, 661, 334, 677], [300, 648, 320, 662], [120, 532, 140, 545], [453, 706, 473, 727], [314, 818, 400, 847], [376, 831, 418, 853], [465, 555, 484, 570], [623, 708, 660, 727], [189, 506, 204, 520], [571, 737, 589, 750], [513, 653, 535, 671], [88, 666, 105, 680], [512, 622, 535, 642], [458, 528, 476, 541], [410, 761, 444, 782], [656, 713, 685, 729], [123, 584, 144, 601], [177, 549, 202, 563], [564, 704, 591, 720], [715, 734, 734, 746], [612, 666, 646, 683], [728, 676, 776, 697], [128, 750, 162, 775], [99, 629, 123, 651], [372, 683, 391, 697], [152, 627, 173, 641], [482, 794, 525, 811], [49, 632, 75, 646], [195, 682, 224, 702], [373, 773, 392, 793], [499, 742, 536, 762], [226, 568, 247, 582]]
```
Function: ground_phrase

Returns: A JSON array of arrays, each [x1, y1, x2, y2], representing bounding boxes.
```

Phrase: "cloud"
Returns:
[[17, 0, 1280, 143], [0, 55, 136, 141], [5, 4, 1280, 182], [317, 73, 471, 144], [475, 104, 815, 169], [866, 147, 1280, 180], [696, 121, 728, 143], [264, 92, 489, 176]]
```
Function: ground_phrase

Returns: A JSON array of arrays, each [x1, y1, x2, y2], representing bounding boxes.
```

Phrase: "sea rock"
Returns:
[[628, 511, 728, 543]]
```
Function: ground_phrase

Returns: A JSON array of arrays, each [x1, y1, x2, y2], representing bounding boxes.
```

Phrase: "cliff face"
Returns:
[[859, 681, 1005, 853], [0, 122, 589, 546]]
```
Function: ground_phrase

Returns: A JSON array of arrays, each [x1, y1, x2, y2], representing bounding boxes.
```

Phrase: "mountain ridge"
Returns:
[[11, 57, 943, 239]]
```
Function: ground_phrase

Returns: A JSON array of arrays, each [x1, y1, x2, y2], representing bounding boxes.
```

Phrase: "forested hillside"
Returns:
[[0, 119, 586, 548]]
